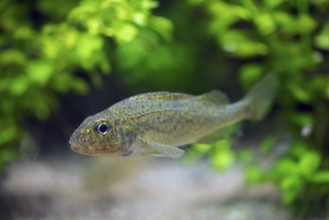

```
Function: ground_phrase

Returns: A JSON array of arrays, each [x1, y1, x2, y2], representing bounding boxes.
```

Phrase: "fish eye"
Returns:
[[95, 123, 110, 135]]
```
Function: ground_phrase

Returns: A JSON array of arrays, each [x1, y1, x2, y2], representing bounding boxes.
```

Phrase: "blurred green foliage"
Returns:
[[0, 0, 167, 163], [182, 0, 329, 216], [0, 0, 328, 217]]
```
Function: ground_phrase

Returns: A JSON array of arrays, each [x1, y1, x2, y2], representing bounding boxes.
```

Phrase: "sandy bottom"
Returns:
[[0, 156, 290, 220]]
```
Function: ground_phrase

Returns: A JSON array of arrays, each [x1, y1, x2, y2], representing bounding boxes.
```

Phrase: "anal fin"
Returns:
[[197, 124, 239, 144]]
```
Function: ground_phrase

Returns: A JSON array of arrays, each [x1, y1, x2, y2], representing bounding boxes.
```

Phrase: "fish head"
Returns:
[[69, 113, 136, 156]]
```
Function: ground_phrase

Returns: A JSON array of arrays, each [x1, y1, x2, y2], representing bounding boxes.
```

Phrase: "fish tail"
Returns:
[[244, 73, 279, 120]]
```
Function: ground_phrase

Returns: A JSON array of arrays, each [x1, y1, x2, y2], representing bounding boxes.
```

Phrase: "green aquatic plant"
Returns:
[[0, 0, 169, 166], [183, 0, 329, 217], [0, 0, 328, 217]]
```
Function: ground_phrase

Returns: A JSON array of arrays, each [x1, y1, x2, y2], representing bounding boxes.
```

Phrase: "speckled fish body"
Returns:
[[69, 73, 279, 158]]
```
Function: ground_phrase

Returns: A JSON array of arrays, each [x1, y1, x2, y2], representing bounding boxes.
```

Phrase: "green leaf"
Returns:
[[239, 64, 263, 89], [288, 81, 313, 103], [311, 171, 329, 183], [297, 14, 317, 34], [208, 2, 247, 26], [273, 12, 297, 35], [245, 165, 263, 183], [220, 31, 268, 57], [13, 26, 34, 40], [75, 34, 103, 63], [315, 24, 329, 50], [298, 151, 321, 178], [280, 176, 302, 192], [310, 75, 329, 98], [210, 140, 235, 171], [188, 0, 205, 6], [291, 141, 308, 157], [0, 125, 19, 145], [113, 22, 139, 44], [149, 16, 173, 42], [10, 75, 30, 95], [115, 40, 147, 70], [255, 13, 276, 35], [0, 49, 26, 65], [264, 0, 283, 9], [193, 143, 212, 153], [52, 73, 89, 94], [274, 158, 298, 176], [290, 113, 314, 127], [27, 60, 53, 85]]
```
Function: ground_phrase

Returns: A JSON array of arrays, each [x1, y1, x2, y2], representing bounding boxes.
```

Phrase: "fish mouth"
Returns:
[[69, 134, 80, 153], [70, 143, 83, 153], [69, 137, 74, 146], [69, 140, 86, 155]]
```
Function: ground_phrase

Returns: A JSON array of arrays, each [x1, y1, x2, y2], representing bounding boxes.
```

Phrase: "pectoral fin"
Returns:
[[146, 143, 185, 158], [134, 137, 185, 158]]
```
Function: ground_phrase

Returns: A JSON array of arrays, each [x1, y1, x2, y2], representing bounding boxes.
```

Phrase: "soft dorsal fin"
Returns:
[[129, 92, 193, 101], [193, 90, 230, 105]]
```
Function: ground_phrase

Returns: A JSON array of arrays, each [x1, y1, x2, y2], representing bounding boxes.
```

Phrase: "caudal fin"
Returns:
[[244, 73, 279, 120]]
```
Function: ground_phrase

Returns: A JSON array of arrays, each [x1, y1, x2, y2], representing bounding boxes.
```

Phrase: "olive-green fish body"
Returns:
[[69, 74, 279, 158]]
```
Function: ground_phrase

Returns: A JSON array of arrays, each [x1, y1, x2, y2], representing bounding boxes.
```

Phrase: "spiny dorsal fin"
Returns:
[[129, 92, 193, 101], [193, 90, 230, 105]]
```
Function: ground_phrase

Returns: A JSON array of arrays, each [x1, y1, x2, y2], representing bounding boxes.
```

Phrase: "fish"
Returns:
[[69, 73, 279, 158]]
